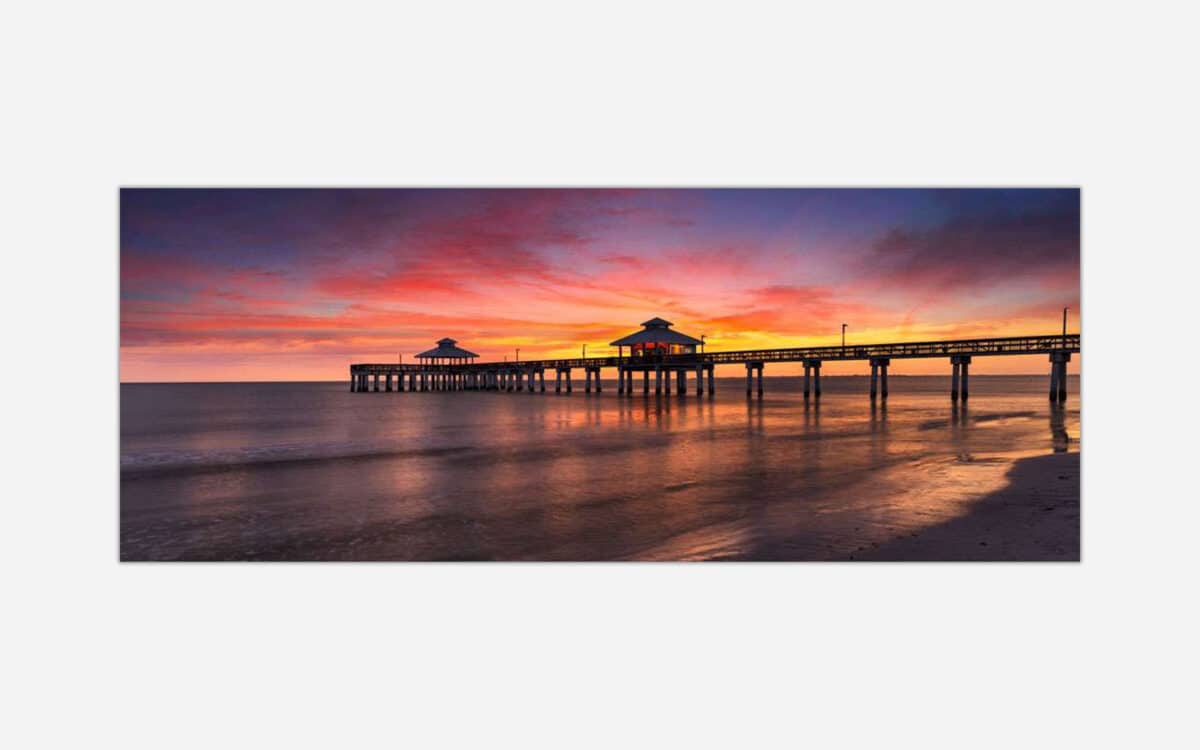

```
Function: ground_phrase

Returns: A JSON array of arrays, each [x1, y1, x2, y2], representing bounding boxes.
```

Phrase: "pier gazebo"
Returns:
[[416, 337, 479, 365], [610, 317, 702, 358]]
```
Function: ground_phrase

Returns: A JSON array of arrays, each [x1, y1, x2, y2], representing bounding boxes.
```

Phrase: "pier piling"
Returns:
[[869, 357, 890, 400], [745, 362, 763, 397], [803, 360, 821, 399], [950, 356, 971, 402], [1050, 352, 1070, 403], [350, 333, 1078, 413]]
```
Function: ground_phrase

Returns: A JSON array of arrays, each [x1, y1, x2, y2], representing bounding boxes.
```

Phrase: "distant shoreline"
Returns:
[[119, 374, 1082, 385]]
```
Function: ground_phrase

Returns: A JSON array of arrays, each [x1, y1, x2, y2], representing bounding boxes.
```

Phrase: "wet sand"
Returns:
[[853, 452, 1080, 561]]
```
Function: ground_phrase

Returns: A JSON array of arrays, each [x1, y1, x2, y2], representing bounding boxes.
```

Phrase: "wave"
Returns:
[[120, 441, 475, 479]]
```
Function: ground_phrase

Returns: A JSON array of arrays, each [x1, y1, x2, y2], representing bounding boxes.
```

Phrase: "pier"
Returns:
[[351, 326, 1080, 403]]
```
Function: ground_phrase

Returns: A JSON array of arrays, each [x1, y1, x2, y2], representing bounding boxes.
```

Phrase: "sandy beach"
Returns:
[[854, 451, 1080, 561]]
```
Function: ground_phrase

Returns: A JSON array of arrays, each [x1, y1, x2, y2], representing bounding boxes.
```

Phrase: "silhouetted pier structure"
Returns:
[[351, 324, 1079, 403]]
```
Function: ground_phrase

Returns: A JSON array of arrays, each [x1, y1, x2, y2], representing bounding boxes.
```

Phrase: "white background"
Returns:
[[2, 1, 1198, 748]]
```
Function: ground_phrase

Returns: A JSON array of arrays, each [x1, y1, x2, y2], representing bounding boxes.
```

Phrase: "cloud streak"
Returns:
[[120, 188, 1080, 380]]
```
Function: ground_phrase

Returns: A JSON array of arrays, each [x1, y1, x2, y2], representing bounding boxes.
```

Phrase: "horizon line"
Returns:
[[120, 372, 1080, 385]]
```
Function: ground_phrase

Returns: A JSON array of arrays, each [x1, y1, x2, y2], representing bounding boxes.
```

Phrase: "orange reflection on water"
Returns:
[[121, 377, 1079, 560]]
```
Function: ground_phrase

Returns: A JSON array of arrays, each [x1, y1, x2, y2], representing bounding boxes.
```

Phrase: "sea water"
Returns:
[[120, 376, 1079, 561]]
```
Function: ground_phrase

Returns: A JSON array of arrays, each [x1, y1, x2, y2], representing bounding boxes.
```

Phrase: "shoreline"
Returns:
[[853, 451, 1080, 561]]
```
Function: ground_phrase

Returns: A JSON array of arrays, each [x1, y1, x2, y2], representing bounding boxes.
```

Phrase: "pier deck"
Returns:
[[350, 333, 1080, 402]]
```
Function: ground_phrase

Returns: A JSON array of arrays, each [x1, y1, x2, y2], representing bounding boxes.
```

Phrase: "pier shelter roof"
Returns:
[[610, 318, 703, 348], [416, 337, 479, 360]]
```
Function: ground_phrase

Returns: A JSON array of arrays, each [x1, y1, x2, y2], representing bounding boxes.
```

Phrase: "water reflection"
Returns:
[[1049, 403, 1070, 453], [122, 379, 1081, 561], [745, 398, 764, 435], [952, 402, 969, 427], [869, 401, 888, 434], [803, 399, 820, 430], [584, 396, 604, 426]]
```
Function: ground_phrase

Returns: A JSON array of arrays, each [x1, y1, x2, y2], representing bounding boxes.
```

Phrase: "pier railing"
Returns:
[[351, 333, 1079, 373], [695, 333, 1080, 365]]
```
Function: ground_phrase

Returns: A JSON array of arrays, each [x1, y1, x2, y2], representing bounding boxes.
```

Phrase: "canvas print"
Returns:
[[120, 188, 1080, 561]]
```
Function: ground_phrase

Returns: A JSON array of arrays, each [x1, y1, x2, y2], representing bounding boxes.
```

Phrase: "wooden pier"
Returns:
[[350, 333, 1080, 402]]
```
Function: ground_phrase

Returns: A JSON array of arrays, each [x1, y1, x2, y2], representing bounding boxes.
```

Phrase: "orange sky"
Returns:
[[120, 188, 1080, 381]]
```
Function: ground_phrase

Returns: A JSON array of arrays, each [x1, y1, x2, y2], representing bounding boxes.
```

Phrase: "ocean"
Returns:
[[120, 375, 1080, 561]]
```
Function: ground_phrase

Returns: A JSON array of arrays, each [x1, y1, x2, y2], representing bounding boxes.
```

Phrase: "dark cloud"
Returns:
[[865, 206, 1079, 292]]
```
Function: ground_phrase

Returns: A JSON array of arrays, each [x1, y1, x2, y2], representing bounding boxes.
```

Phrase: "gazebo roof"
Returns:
[[610, 318, 703, 347], [415, 337, 479, 359]]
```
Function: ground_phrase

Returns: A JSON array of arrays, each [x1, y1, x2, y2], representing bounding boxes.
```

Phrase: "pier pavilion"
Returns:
[[609, 318, 713, 396], [416, 337, 479, 365], [397, 337, 481, 392], [610, 317, 702, 357]]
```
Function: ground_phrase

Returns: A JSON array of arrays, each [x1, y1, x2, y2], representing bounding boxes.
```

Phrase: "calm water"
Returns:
[[120, 376, 1080, 561]]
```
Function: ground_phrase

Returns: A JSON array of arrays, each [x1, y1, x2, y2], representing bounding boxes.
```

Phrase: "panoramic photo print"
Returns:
[[120, 188, 1080, 561]]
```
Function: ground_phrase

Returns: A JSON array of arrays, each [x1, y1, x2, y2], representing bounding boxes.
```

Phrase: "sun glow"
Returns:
[[121, 188, 1079, 381]]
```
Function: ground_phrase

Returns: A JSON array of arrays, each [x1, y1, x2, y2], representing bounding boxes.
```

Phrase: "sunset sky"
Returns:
[[120, 188, 1080, 381]]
